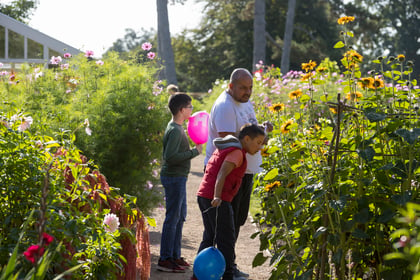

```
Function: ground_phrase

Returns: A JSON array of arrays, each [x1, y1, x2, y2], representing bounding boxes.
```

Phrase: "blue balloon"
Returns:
[[193, 246, 226, 280]]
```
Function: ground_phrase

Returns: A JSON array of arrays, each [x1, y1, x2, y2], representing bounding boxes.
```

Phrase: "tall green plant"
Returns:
[[245, 16, 419, 280]]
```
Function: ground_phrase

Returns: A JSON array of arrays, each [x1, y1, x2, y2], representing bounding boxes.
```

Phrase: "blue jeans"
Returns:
[[160, 175, 187, 260]]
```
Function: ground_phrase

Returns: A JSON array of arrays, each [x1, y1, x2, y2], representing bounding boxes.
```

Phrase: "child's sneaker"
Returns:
[[174, 257, 191, 268], [157, 259, 185, 273]]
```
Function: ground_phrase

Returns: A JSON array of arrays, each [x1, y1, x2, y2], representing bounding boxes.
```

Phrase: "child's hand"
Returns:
[[211, 197, 222, 207], [196, 144, 203, 154]]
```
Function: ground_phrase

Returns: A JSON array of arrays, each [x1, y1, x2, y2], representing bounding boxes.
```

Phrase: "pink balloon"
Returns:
[[187, 111, 209, 144]]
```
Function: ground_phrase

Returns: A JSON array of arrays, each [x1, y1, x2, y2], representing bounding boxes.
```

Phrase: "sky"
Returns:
[[25, 0, 204, 57]]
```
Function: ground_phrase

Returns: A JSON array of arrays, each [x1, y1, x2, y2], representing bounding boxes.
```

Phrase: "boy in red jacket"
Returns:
[[195, 123, 265, 280]]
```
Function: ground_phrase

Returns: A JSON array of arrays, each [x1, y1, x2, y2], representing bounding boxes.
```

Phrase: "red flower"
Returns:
[[23, 245, 45, 264], [42, 233, 54, 245]]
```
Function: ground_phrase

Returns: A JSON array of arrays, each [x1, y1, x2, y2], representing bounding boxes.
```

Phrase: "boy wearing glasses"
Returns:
[[158, 93, 202, 273]]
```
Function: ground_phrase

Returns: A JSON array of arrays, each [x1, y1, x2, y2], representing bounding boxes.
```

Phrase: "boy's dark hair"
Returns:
[[168, 93, 192, 115], [238, 123, 265, 140]]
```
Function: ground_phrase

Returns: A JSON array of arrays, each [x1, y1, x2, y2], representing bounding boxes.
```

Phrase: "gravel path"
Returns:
[[148, 154, 272, 280]]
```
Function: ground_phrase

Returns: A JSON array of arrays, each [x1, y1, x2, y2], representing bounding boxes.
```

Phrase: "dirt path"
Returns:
[[148, 154, 272, 280]]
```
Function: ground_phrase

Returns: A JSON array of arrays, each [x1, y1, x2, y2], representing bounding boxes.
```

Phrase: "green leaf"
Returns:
[[52, 263, 85, 280], [299, 94, 311, 103], [357, 146, 375, 162], [330, 196, 347, 212], [395, 128, 420, 144], [264, 168, 279, 180], [364, 108, 387, 122], [333, 41, 345, 48], [352, 228, 370, 239], [252, 252, 269, 267], [384, 252, 407, 261], [314, 226, 327, 238], [392, 191, 412, 206], [147, 217, 157, 227]]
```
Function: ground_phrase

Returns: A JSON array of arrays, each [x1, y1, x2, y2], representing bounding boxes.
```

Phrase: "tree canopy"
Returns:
[[0, 0, 37, 22]]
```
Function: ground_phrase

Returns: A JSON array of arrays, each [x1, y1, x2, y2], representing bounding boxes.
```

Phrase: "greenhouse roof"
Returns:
[[0, 12, 81, 66]]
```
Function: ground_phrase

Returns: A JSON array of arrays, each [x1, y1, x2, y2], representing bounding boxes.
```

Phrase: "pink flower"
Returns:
[[147, 52, 156, 60], [23, 245, 44, 264], [50, 56, 62, 64], [42, 233, 54, 245], [103, 213, 120, 233], [63, 53, 72, 58], [146, 180, 153, 189], [60, 63, 69, 70], [18, 116, 33, 131], [85, 50, 94, 58], [96, 60, 104, 66], [0, 62, 3, 68], [142, 42, 152, 51]]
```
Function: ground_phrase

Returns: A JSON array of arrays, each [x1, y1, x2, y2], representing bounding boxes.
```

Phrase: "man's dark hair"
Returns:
[[238, 123, 265, 140], [168, 93, 192, 115]]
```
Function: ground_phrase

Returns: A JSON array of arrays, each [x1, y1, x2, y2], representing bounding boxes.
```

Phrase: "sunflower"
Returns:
[[397, 54, 405, 62], [300, 72, 313, 81], [281, 120, 293, 134], [343, 50, 363, 63], [269, 103, 285, 112], [260, 147, 270, 157], [264, 181, 281, 192], [288, 89, 303, 99], [286, 181, 295, 188], [316, 66, 328, 73], [337, 16, 355, 25], [346, 91, 363, 101], [301, 60, 317, 72], [358, 77, 374, 89], [373, 78, 384, 88]]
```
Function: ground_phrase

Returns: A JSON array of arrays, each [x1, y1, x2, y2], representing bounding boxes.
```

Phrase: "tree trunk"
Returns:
[[156, 0, 178, 85], [280, 0, 296, 75], [253, 0, 266, 72]]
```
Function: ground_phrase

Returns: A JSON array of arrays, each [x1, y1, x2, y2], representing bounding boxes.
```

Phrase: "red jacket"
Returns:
[[197, 146, 247, 202]]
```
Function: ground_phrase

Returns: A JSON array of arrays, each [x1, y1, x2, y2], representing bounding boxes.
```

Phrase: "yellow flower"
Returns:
[[288, 89, 303, 99], [373, 78, 384, 88], [330, 107, 337, 114], [358, 77, 374, 90], [397, 54, 405, 62], [301, 60, 317, 72], [316, 66, 328, 73], [264, 181, 281, 192], [346, 91, 363, 101], [281, 120, 293, 134], [260, 147, 270, 157], [300, 72, 313, 81], [337, 16, 355, 25], [343, 50, 363, 63], [286, 181, 295, 188], [269, 103, 285, 112]]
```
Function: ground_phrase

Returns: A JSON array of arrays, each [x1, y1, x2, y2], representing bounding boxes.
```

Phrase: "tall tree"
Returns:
[[253, 0, 266, 72], [280, 0, 296, 75], [157, 0, 178, 85], [0, 0, 37, 22]]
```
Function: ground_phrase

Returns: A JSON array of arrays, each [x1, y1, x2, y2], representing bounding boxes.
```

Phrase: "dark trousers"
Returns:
[[197, 196, 235, 280], [231, 173, 254, 242]]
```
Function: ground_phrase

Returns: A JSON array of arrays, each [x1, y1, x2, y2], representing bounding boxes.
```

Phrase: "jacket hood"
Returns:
[[213, 135, 242, 150]]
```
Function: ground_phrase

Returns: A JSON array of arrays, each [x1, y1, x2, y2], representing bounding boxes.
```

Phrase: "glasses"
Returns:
[[185, 105, 194, 110]]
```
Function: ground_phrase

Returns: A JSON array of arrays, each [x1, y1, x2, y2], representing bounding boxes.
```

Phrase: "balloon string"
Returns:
[[213, 205, 219, 247]]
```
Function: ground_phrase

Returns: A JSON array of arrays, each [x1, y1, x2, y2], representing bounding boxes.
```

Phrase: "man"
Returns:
[[204, 68, 272, 279]]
